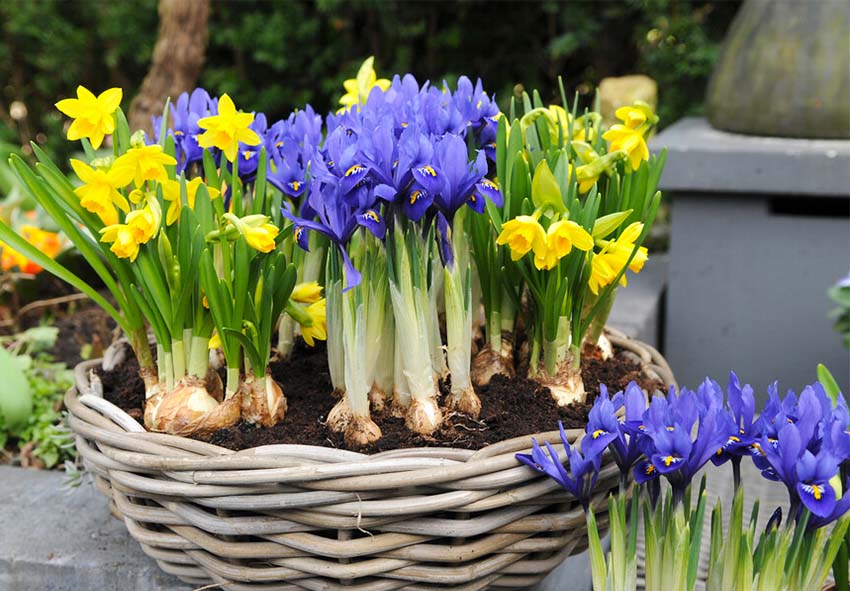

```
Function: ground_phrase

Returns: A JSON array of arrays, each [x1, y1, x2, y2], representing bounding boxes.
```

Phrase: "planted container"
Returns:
[[67, 330, 675, 590]]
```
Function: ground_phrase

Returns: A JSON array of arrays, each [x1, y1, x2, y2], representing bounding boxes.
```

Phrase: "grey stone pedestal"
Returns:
[[654, 117, 850, 399]]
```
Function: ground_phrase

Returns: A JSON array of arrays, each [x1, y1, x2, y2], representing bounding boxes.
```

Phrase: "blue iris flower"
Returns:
[[633, 381, 734, 502], [711, 371, 760, 467], [516, 421, 604, 511], [152, 88, 218, 173]]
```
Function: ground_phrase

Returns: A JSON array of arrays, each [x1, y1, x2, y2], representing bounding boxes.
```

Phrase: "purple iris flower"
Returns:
[[281, 149, 384, 290], [755, 383, 850, 524], [232, 113, 268, 181], [152, 88, 218, 173], [711, 372, 760, 467], [633, 381, 734, 502], [516, 421, 604, 511]]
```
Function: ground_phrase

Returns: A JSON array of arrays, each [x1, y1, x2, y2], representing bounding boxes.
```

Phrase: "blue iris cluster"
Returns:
[[282, 74, 502, 286], [154, 76, 503, 288], [518, 372, 850, 528]]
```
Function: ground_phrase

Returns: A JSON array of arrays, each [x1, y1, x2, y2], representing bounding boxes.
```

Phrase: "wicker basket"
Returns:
[[66, 330, 675, 590]]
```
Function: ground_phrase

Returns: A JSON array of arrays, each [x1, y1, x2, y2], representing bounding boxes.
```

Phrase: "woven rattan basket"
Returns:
[[66, 329, 675, 590]]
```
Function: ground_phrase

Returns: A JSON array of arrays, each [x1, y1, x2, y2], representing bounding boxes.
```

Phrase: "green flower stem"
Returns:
[[225, 367, 240, 399], [586, 287, 617, 345], [171, 339, 186, 381], [187, 335, 209, 379]]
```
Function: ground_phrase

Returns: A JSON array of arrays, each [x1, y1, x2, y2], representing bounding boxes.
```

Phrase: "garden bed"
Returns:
[[99, 337, 663, 453]]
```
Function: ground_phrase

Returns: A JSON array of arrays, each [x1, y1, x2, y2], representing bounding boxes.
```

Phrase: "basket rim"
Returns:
[[66, 328, 675, 474]]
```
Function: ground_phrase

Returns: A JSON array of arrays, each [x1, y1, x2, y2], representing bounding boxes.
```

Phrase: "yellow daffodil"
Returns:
[[606, 222, 648, 274], [291, 281, 323, 305], [113, 144, 176, 188], [547, 220, 593, 259], [99, 223, 140, 262], [496, 215, 547, 262], [161, 177, 220, 225], [602, 125, 649, 171], [588, 222, 648, 294], [70, 159, 133, 225], [568, 162, 600, 194], [55, 86, 122, 149], [0, 226, 63, 274], [615, 105, 647, 129], [197, 94, 261, 163], [300, 298, 327, 346], [125, 199, 162, 244], [338, 56, 391, 111]]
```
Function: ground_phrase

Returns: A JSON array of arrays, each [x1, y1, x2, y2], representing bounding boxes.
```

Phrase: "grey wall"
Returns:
[[656, 118, 850, 400]]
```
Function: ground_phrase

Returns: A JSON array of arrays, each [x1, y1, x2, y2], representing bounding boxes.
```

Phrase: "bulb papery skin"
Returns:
[[369, 383, 387, 413], [446, 384, 481, 418], [140, 367, 160, 399], [206, 367, 224, 402], [144, 377, 241, 437], [595, 332, 614, 361], [537, 363, 586, 407], [344, 413, 382, 447], [326, 396, 352, 432], [240, 371, 286, 427], [405, 396, 443, 436], [209, 347, 225, 370], [470, 333, 516, 386]]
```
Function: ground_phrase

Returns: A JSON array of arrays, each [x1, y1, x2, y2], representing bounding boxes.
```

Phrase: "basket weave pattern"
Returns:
[[67, 331, 675, 590]]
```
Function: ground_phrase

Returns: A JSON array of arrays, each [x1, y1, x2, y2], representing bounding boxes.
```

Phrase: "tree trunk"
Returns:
[[128, 0, 209, 134]]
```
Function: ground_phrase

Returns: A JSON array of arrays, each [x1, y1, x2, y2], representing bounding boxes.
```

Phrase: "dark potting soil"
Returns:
[[99, 340, 662, 453]]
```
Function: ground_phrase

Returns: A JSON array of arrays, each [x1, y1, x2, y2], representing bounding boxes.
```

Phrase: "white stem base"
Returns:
[[405, 396, 443, 435]]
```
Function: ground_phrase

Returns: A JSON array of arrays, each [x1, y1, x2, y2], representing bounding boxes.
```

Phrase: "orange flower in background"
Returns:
[[0, 225, 63, 274]]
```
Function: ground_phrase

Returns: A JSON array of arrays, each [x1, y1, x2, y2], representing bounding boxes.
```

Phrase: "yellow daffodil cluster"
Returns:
[[497, 213, 593, 271], [588, 222, 648, 295], [602, 103, 658, 171], [338, 56, 391, 111], [0, 225, 63, 274]]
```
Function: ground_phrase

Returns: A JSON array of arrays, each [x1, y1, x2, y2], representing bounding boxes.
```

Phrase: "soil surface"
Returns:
[[100, 340, 663, 453]]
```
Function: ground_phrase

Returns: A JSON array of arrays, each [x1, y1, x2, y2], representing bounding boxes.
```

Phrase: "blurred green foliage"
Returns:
[[0, 0, 739, 162]]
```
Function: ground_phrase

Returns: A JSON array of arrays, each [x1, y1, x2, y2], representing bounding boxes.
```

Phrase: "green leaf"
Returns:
[[0, 346, 32, 435], [592, 209, 633, 239], [817, 364, 842, 404]]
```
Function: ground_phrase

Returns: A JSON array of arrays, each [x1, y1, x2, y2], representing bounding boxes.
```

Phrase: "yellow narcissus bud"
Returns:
[[496, 215, 547, 262], [243, 223, 278, 253], [99, 223, 140, 262], [291, 281, 323, 304]]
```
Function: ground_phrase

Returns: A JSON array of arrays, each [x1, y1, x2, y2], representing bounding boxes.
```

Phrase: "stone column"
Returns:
[[654, 117, 850, 399]]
